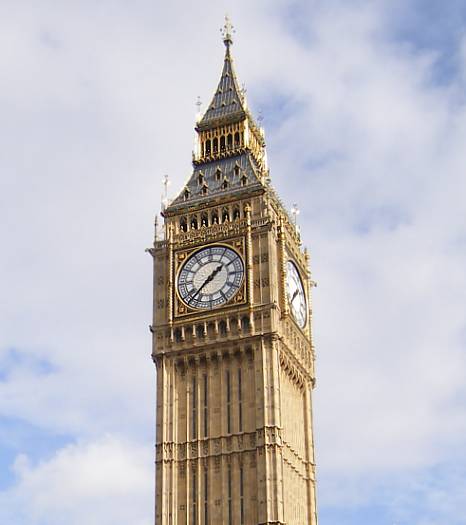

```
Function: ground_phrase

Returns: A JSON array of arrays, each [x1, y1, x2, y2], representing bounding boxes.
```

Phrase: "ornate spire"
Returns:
[[166, 19, 268, 212], [197, 17, 245, 130]]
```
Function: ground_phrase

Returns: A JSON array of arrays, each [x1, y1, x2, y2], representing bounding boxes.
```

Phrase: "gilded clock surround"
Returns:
[[149, 19, 318, 525], [175, 240, 247, 316]]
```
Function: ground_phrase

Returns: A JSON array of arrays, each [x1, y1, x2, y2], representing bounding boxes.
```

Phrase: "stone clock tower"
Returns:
[[149, 19, 318, 525]]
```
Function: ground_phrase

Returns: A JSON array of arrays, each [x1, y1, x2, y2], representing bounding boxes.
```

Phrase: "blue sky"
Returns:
[[1, 0, 466, 523]]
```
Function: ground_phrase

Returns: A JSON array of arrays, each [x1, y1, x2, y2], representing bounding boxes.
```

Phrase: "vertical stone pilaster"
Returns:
[[304, 383, 318, 525]]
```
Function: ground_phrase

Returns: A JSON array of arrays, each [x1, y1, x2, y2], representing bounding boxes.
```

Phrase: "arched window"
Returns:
[[215, 167, 222, 180], [241, 316, 250, 333], [180, 217, 188, 232], [241, 174, 248, 186], [191, 216, 198, 230], [201, 184, 208, 195], [205, 139, 211, 156], [174, 328, 182, 343], [227, 134, 233, 149], [201, 212, 208, 227], [220, 136, 226, 152], [184, 188, 191, 201], [233, 207, 240, 220], [234, 132, 240, 147], [198, 172, 204, 185], [207, 322, 215, 338], [213, 137, 218, 154], [234, 163, 240, 177], [222, 208, 230, 222], [196, 324, 204, 339], [222, 178, 229, 190], [219, 320, 227, 337], [211, 210, 219, 224]]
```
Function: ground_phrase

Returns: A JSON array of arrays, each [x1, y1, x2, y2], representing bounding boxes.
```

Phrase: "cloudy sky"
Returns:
[[1, 0, 466, 523]]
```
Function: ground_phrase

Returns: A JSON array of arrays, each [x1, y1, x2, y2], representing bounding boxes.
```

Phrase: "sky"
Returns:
[[1, 0, 466, 523]]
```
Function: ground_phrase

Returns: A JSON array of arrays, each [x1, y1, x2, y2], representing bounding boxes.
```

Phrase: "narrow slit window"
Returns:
[[192, 376, 197, 439], [226, 370, 231, 434], [204, 469, 209, 524], [203, 373, 208, 438], [228, 465, 232, 525], [240, 465, 245, 525], [238, 368, 243, 432], [192, 468, 197, 525]]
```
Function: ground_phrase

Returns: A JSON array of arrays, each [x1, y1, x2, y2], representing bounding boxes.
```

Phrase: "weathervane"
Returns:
[[221, 14, 235, 46]]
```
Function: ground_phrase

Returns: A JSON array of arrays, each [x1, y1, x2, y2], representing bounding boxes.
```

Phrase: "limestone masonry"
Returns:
[[149, 18, 318, 525]]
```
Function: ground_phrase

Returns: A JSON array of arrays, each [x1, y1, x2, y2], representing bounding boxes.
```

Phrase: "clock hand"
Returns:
[[188, 264, 223, 304], [290, 289, 299, 304]]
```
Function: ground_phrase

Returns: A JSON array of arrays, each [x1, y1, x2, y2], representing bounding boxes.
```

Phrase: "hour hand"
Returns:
[[188, 264, 223, 304], [290, 289, 299, 304]]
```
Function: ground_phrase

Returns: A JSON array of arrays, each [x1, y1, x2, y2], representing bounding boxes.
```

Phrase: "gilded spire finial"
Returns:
[[221, 14, 235, 47]]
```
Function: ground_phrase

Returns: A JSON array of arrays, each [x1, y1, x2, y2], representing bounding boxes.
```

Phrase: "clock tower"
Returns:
[[149, 19, 318, 525]]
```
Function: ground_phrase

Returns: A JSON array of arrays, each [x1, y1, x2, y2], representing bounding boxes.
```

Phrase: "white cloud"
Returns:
[[1, 0, 466, 522], [0, 436, 153, 525]]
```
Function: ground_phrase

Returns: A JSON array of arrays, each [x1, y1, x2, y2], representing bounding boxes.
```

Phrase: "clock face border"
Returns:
[[286, 259, 307, 329], [174, 238, 247, 318]]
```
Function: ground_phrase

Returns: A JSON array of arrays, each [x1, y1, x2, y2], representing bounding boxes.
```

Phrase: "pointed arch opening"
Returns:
[[219, 320, 227, 337], [201, 212, 209, 227], [196, 324, 205, 339]]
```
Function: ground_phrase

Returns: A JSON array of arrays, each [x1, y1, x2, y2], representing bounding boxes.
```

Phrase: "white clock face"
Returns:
[[177, 245, 244, 309], [286, 260, 307, 328]]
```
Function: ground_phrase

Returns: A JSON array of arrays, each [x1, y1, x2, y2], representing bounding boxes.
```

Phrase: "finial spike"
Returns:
[[291, 203, 300, 228], [221, 14, 235, 47], [257, 109, 264, 124], [161, 174, 171, 211]]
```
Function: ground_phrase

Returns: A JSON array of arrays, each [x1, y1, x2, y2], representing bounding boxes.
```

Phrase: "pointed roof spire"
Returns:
[[197, 16, 246, 129]]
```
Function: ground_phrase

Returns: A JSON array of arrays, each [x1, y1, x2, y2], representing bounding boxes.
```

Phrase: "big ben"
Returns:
[[149, 18, 318, 525]]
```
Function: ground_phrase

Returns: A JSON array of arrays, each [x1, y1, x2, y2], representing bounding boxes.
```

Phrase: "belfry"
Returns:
[[149, 18, 318, 525]]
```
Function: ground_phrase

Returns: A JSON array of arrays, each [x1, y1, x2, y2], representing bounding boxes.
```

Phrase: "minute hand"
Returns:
[[189, 264, 223, 304]]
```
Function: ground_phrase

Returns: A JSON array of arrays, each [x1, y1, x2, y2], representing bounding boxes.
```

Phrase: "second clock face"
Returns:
[[286, 260, 307, 328], [177, 245, 244, 310]]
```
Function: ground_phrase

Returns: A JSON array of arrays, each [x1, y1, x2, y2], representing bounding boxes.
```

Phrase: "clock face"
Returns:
[[286, 260, 307, 328], [177, 245, 244, 310]]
